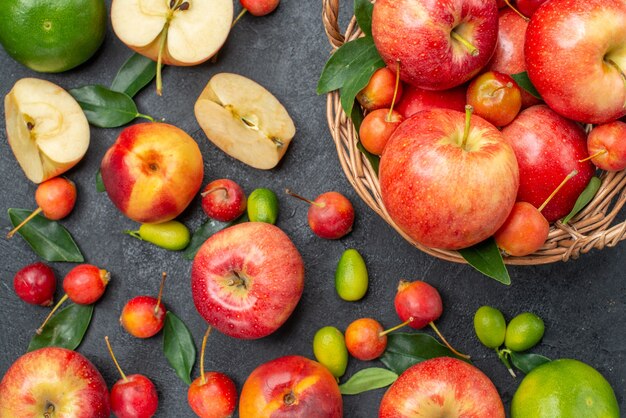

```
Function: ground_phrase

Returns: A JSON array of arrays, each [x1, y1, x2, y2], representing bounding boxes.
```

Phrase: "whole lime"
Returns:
[[511, 359, 619, 418], [473, 305, 506, 349], [0, 0, 107, 73], [312, 326, 348, 378], [505, 312, 544, 352], [247, 188, 279, 224], [335, 248, 368, 301]]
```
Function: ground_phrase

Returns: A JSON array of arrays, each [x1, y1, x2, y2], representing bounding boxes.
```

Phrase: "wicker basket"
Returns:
[[321, 0, 626, 265]]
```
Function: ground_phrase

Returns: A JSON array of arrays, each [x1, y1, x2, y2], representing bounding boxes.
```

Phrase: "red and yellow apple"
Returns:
[[395, 84, 467, 119], [379, 108, 519, 250], [191, 222, 304, 339], [372, 0, 499, 90], [525, 0, 626, 123], [379, 357, 505, 417], [239, 355, 342, 418], [100, 122, 203, 224], [0, 347, 110, 418]]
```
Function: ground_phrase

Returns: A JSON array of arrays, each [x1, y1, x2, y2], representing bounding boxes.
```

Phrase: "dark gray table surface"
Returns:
[[0, 1, 624, 417]]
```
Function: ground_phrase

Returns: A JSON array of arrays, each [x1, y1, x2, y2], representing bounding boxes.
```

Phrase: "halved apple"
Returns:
[[111, 0, 233, 66], [194, 73, 296, 170], [4, 78, 90, 184]]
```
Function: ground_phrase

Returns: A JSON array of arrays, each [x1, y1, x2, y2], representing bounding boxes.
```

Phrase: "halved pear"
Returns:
[[111, 0, 233, 66], [194, 73, 296, 170], [4, 78, 90, 184]]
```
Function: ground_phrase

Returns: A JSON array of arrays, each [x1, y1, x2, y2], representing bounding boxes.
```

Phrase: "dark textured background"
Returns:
[[0, 1, 624, 417]]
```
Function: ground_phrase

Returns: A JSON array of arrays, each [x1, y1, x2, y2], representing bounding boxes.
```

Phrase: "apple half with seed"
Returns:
[[4, 78, 90, 184], [195, 73, 296, 169], [111, 0, 232, 66]]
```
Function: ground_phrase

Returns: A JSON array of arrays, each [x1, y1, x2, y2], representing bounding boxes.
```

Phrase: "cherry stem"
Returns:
[[379, 317, 413, 337], [579, 149, 607, 163], [537, 170, 578, 213], [105, 336, 128, 382], [450, 31, 479, 57], [37, 294, 68, 334], [429, 322, 471, 359], [489, 82, 513, 97], [155, 272, 167, 316], [461, 105, 473, 150], [386, 60, 401, 122], [232, 8, 247, 28], [7, 207, 43, 238], [285, 189, 322, 208], [200, 326, 212, 384], [200, 187, 228, 198], [503, 0, 530, 21]]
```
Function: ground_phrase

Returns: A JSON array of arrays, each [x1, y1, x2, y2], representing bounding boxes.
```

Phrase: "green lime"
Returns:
[[511, 359, 619, 418], [505, 312, 545, 352], [313, 326, 348, 378], [0, 0, 106, 73], [473, 306, 506, 349], [129, 221, 190, 251], [247, 188, 279, 224], [335, 249, 368, 301]]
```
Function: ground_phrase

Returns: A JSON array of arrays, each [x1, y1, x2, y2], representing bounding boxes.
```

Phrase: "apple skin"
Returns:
[[501, 105, 595, 222], [110, 374, 158, 418], [191, 222, 304, 339], [101, 122, 203, 224], [379, 108, 519, 250], [379, 357, 505, 417], [395, 84, 467, 119], [524, 0, 626, 124], [307, 191, 355, 240], [372, 0, 499, 90], [241, 0, 279, 17], [201, 179, 247, 222], [587, 121, 626, 172], [239, 355, 342, 418], [0, 347, 110, 417]]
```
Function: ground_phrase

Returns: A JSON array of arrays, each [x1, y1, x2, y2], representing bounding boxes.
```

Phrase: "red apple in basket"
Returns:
[[239, 355, 342, 418], [379, 357, 505, 417], [501, 105, 595, 222], [379, 107, 519, 250], [395, 84, 467, 119], [0, 347, 110, 417], [191, 222, 304, 339], [372, 0, 499, 90], [525, 0, 626, 124]]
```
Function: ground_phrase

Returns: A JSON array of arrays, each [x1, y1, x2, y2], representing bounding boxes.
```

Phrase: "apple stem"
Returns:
[[379, 317, 414, 337], [232, 8, 248, 28], [489, 82, 513, 97], [155, 272, 167, 316], [429, 322, 471, 360], [105, 336, 128, 382], [7, 207, 43, 239], [43, 404, 55, 418], [386, 60, 401, 122], [201, 187, 228, 198], [36, 294, 68, 334], [200, 326, 212, 384], [579, 149, 608, 163], [537, 170, 578, 213], [450, 31, 479, 57], [461, 105, 474, 150], [503, 0, 530, 21], [285, 189, 323, 208]]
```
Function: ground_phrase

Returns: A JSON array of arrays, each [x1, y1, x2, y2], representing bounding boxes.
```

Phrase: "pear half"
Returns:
[[4, 78, 90, 184], [111, 0, 233, 66], [195, 73, 296, 170]]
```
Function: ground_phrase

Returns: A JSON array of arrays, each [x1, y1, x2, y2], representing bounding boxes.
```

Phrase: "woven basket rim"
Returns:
[[321, 0, 626, 265]]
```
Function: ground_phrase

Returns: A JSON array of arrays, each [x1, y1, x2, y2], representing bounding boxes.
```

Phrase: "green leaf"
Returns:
[[8, 208, 84, 262], [69, 85, 152, 128], [459, 238, 510, 285], [183, 214, 248, 260], [28, 303, 93, 352], [510, 351, 551, 374], [317, 37, 385, 96], [511, 72, 542, 100], [354, 0, 374, 37], [95, 170, 105, 193], [562, 177, 601, 224], [163, 312, 196, 385], [111, 53, 158, 98], [340, 368, 398, 395], [380, 333, 471, 375]]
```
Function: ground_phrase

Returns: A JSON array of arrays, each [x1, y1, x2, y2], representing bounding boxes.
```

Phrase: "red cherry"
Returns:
[[201, 179, 246, 222], [466, 71, 522, 127], [357, 67, 404, 111], [344, 317, 413, 361], [120, 272, 168, 339], [13, 262, 56, 306], [286, 190, 355, 239], [494, 202, 549, 256], [359, 109, 404, 156], [240, 0, 279, 16], [586, 121, 626, 172]]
